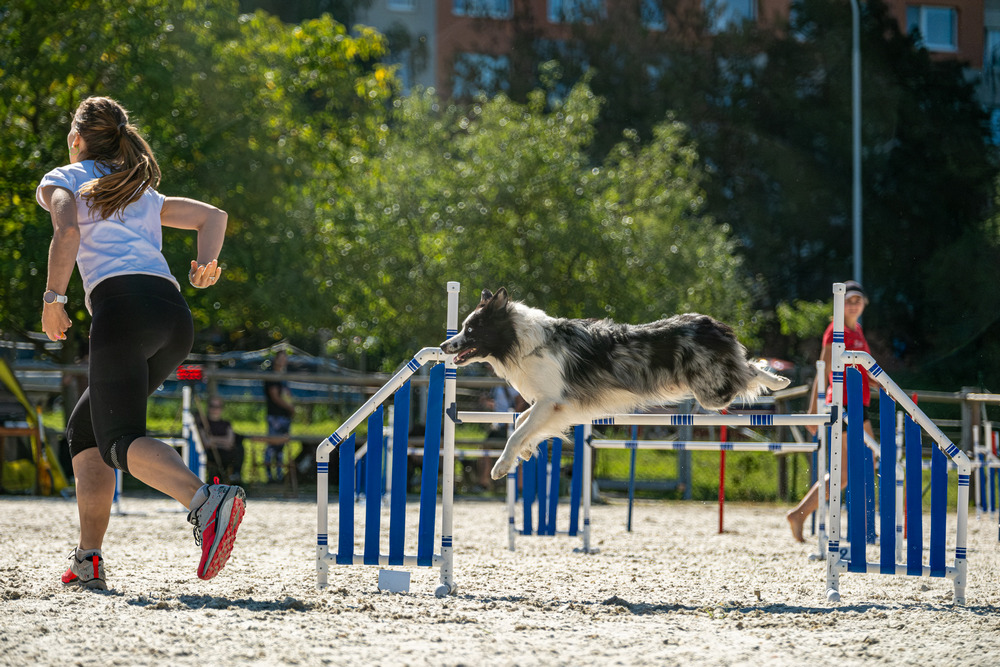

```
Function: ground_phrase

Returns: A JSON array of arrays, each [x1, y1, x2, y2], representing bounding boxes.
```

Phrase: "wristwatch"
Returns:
[[43, 290, 68, 305]]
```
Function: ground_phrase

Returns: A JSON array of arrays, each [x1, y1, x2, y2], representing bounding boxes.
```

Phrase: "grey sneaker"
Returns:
[[187, 484, 246, 580], [61, 548, 107, 590]]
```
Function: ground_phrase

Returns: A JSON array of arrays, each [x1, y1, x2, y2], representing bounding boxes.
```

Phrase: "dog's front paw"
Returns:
[[491, 457, 518, 480]]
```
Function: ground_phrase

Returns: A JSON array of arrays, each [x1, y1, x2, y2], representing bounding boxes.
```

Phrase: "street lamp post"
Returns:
[[850, 0, 862, 285]]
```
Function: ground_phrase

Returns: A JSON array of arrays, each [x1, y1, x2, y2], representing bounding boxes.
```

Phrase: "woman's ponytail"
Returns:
[[73, 97, 162, 220]]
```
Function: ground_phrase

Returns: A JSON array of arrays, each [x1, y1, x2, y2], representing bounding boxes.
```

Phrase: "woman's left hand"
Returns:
[[189, 259, 221, 289]]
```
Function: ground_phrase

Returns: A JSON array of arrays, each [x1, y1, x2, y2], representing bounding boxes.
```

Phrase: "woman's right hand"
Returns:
[[42, 303, 72, 341], [189, 259, 221, 288]]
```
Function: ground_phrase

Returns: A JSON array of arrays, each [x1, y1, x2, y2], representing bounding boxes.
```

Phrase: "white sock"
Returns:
[[190, 484, 211, 511]]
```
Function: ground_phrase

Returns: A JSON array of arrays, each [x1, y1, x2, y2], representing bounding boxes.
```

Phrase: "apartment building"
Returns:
[[354, 0, 998, 121]]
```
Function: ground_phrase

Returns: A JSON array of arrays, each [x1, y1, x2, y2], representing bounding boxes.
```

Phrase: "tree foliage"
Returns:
[[321, 80, 755, 367], [506, 0, 998, 384], [1, 0, 393, 356], [5, 0, 997, 390]]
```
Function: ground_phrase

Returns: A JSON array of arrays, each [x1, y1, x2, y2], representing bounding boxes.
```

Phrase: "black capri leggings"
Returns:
[[65, 275, 194, 473]]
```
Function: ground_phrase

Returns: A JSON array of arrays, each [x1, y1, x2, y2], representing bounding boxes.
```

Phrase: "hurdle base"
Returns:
[[434, 583, 456, 598], [572, 546, 600, 554], [378, 569, 411, 593]]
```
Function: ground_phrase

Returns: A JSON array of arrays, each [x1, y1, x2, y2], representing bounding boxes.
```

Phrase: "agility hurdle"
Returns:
[[457, 283, 973, 603], [316, 283, 459, 597], [458, 409, 832, 555], [825, 282, 971, 603]]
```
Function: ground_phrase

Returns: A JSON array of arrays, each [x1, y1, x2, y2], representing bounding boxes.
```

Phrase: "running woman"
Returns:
[[37, 96, 245, 589]]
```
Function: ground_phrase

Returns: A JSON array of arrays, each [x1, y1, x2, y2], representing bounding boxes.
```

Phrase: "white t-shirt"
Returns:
[[36, 160, 179, 311]]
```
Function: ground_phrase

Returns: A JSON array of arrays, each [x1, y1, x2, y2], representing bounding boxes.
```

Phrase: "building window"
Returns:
[[907, 6, 958, 52], [388, 0, 416, 11], [452, 53, 510, 98], [452, 0, 512, 18], [548, 0, 605, 24], [984, 28, 1000, 68], [641, 0, 666, 31], [705, 0, 757, 34]]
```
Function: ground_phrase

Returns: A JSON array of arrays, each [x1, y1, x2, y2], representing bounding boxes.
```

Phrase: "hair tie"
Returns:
[[118, 122, 126, 131]]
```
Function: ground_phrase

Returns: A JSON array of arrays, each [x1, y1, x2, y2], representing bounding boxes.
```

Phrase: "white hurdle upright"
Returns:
[[315, 282, 459, 597]]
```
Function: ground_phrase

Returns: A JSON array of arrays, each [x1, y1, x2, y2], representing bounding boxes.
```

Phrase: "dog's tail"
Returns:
[[751, 360, 791, 392]]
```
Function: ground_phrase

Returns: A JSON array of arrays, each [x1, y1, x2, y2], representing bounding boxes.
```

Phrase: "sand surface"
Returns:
[[2, 492, 999, 666]]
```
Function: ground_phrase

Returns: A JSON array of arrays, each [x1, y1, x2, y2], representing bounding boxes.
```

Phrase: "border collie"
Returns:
[[441, 288, 790, 480]]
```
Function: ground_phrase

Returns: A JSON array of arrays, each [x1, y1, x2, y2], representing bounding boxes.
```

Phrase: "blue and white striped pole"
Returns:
[[457, 411, 831, 427], [826, 282, 846, 602], [814, 359, 827, 560], [436, 281, 460, 598]]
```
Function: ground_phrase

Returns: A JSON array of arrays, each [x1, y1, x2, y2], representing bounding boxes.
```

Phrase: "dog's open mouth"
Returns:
[[452, 347, 478, 365]]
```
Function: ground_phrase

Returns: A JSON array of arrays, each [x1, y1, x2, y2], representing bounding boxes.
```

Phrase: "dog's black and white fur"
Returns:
[[441, 288, 790, 480]]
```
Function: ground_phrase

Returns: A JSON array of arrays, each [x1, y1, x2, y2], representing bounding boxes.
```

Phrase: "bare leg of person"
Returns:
[[73, 448, 116, 551], [125, 436, 204, 509]]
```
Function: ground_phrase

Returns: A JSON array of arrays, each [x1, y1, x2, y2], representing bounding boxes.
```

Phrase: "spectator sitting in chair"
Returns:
[[263, 349, 294, 483], [198, 396, 244, 484]]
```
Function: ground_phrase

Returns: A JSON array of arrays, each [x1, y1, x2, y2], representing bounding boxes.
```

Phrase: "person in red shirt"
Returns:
[[787, 280, 877, 542]]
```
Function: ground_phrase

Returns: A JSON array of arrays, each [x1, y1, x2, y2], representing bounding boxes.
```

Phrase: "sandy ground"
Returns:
[[1, 491, 999, 666]]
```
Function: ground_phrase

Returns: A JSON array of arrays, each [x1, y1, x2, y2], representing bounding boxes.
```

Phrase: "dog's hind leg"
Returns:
[[491, 400, 560, 480]]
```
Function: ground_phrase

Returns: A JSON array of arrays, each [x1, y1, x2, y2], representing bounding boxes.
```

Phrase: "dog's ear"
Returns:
[[493, 287, 509, 309], [477, 289, 494, 309]]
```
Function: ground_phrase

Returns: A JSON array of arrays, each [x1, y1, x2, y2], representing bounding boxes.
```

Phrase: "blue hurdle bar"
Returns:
[[846, 369, 866, 573], [547, 438, 562, 536], [389, 381, 410, 565], [522, 451, 536, 535], [879, 390, 895, 574], [508, 436, 581, 547], [536, 440, 548, 535], [569, 426, 584, 537], [905, 414, 922, 576], [417, 363, 445, 567]]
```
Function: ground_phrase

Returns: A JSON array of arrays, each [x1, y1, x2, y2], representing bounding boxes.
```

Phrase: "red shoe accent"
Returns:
[[197, 495, 246, 580], [61, 569, 77, 584]]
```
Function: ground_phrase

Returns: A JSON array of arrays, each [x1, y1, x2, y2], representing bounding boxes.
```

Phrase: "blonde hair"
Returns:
[[73, 97, 162, 220]]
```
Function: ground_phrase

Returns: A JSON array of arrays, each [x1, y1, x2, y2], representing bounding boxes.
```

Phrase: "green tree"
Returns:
[[1, 1, 393, 354], [503, 0, 998, 385], [320, 81, 755, 367]]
